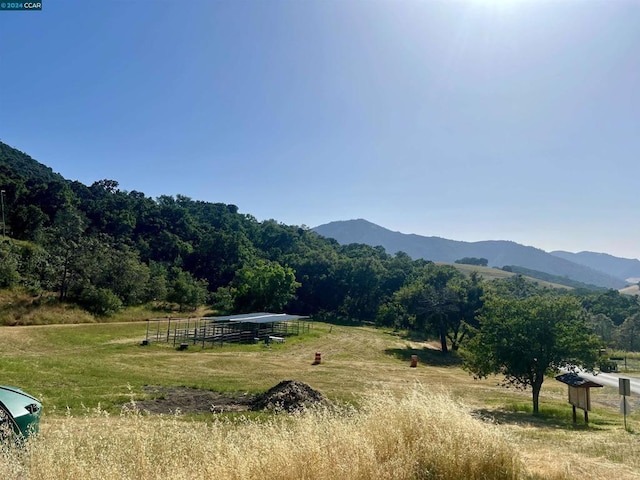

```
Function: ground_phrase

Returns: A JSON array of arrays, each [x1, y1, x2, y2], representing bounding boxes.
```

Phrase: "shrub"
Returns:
[[78, 286, 123, 316]]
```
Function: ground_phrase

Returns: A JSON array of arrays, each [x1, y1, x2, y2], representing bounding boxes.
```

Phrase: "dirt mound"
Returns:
[[251, 380, 330, 413]]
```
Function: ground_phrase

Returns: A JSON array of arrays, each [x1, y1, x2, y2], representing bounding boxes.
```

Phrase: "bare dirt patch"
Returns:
[[132, 380, 330, 415], [133, 386, 255, 414]]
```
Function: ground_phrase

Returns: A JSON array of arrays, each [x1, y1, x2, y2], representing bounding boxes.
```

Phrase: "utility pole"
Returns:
[[0, 189, 5, 239]]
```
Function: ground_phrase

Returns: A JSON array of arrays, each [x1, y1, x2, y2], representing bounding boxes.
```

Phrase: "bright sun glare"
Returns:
[[468, 0, 523, 15], [471, 0, 521, 6]]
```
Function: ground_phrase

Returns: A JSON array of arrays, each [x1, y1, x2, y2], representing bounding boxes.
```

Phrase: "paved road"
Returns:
[[575, 370, 640, 394]]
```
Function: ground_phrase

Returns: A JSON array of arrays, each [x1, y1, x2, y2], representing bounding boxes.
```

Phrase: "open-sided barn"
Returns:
[[144, 312, 311, 348]]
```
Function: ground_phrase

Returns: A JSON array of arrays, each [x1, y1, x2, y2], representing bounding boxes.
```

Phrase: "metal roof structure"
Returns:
[[555, 373, 604, 389], [202, 312, 310, 324], [144, 313, 312, 348]]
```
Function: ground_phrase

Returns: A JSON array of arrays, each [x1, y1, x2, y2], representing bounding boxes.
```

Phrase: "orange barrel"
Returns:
[[314, 352, 322, 364], [410, 355, 418, 368]]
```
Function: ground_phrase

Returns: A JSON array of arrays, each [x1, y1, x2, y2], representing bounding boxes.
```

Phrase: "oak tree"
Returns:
[[463, 294, 599, 413]]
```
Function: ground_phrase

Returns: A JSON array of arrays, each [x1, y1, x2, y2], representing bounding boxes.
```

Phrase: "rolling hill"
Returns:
[[620, 284, 640, 296], [313, 219, 629, 290], [550, 250, 640, 283], [443, 262, 573, 290]]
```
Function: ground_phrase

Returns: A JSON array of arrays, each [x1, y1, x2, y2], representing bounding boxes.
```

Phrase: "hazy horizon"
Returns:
[[2, 0, 638, 259]]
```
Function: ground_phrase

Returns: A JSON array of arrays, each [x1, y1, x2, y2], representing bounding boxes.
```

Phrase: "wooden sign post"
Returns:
[[555, 373, 604, 424]]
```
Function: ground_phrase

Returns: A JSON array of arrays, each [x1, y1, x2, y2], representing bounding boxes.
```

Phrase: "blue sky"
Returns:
[[1, 0, 639, 259]]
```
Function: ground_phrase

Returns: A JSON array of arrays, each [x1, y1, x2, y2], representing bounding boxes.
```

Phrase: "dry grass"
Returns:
[[0, 289, 209, 326], [0, 290, 95, 326], [620, 284, 640, 296], [1, 321, 640, 479], [513, 426, 640, 480], [441, 263, 571, 290], [0, 386, 521, 480]]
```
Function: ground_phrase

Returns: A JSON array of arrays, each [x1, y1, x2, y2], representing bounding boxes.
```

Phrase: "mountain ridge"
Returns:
[[550, 250, 640, 283], [312, 219, 630, 290]]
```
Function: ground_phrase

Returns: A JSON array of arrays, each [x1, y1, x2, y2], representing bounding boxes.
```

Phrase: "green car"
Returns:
[[0, 386, 42, 439]]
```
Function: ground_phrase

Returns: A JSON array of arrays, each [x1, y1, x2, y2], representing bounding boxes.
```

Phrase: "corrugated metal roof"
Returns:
[[555, 373, 604, 388], [202, 312, 310, 324]]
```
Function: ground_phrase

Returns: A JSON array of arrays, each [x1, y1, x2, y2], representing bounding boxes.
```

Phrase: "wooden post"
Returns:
[[584, 410, 589, 424], [172, 318, 177, 346]]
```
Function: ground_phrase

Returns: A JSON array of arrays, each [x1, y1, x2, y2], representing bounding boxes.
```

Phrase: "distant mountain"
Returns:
[[550, 251, 640, 283], [313, 219, 628, 289]]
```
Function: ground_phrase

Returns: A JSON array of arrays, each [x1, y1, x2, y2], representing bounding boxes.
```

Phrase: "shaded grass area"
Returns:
[[473, 402, 616, 431]]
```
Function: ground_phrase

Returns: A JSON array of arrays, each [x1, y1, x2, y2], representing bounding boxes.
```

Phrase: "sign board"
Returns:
[[619, 378, 631, 397], [568, 386, 591, 411]]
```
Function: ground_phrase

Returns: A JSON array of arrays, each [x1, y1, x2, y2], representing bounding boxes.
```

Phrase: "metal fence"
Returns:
[[144, 316, 311, 348]]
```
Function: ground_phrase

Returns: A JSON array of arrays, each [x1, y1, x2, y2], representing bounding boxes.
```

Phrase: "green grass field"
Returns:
[[1, 320, 640, 479]]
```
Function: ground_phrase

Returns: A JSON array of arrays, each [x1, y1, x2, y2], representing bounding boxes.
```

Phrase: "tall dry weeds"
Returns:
[[0, 386, 521, 480]]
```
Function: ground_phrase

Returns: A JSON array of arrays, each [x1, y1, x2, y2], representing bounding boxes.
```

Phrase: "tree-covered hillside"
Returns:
[[2, 141, 640, 352], [0, 141, 432, 319]]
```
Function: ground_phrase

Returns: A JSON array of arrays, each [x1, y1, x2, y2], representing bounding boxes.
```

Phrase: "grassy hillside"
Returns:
[[1, 322, 639, 479], [0, 288, 183, 326], [620, 284, 640, 296], [502, 265, 605, 291], [443, 262, 572, 290]]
